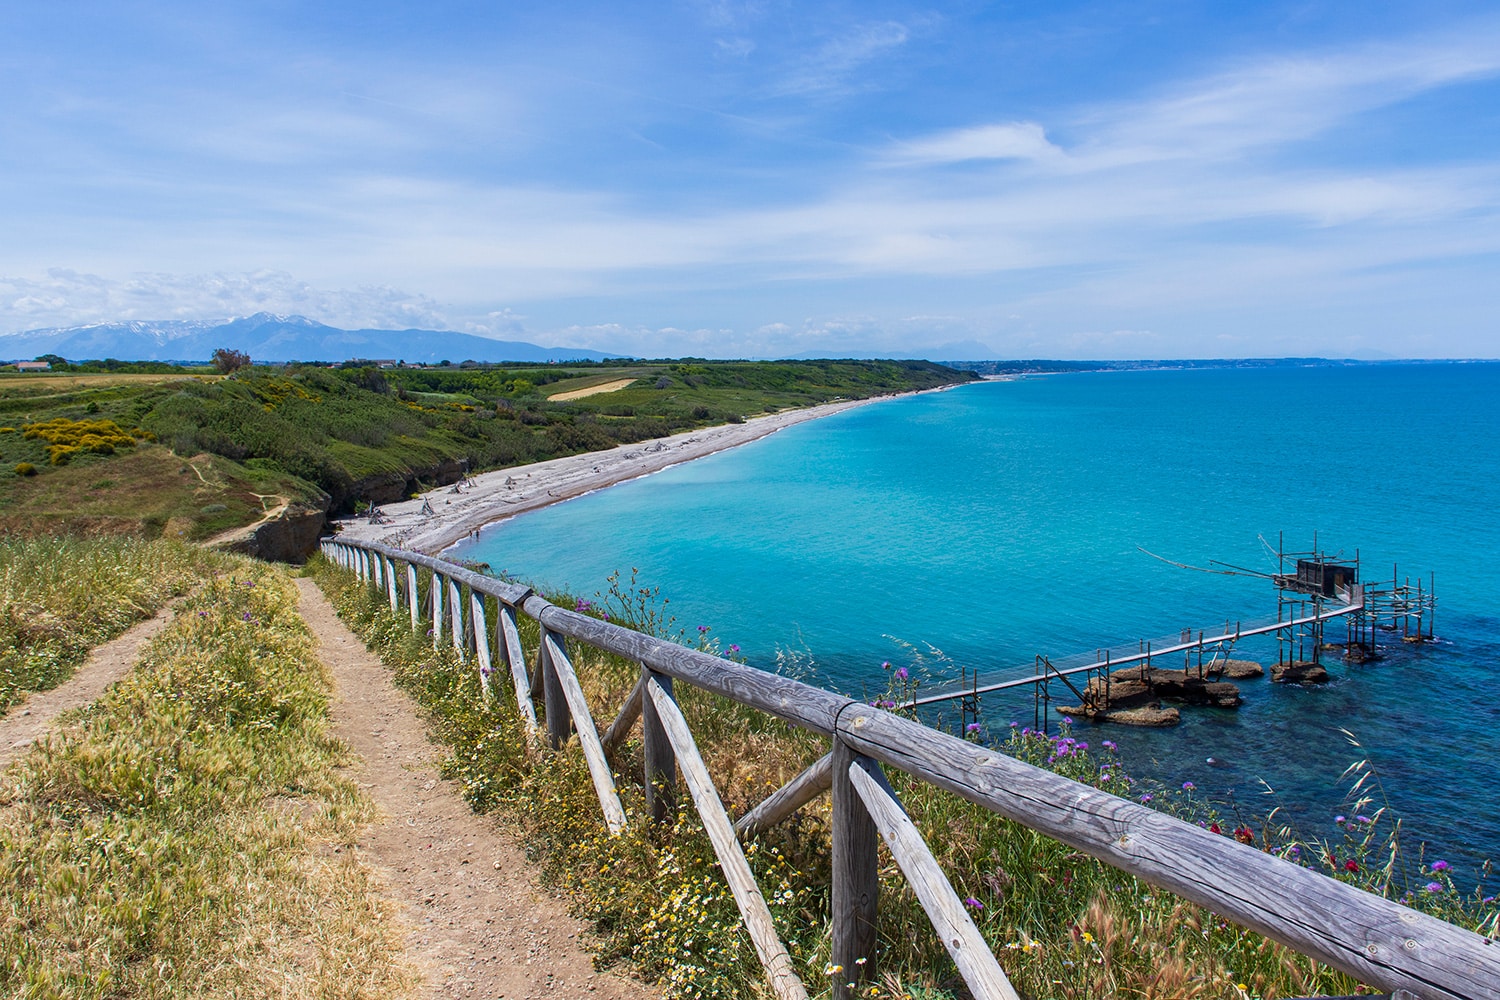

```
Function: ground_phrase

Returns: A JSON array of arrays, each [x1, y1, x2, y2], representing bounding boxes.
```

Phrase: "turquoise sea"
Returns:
[[451, 364, 1500, 874]]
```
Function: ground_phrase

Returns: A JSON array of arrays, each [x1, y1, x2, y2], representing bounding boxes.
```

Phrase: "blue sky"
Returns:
[[2, 2, 1498, 358]]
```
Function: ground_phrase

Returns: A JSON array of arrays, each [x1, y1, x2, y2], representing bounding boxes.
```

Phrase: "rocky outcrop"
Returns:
[[1058, 666, 1244, 727], [1270, 660, 1330, 684], [343, 458, 468, 509], [212, 503, 329, 564]]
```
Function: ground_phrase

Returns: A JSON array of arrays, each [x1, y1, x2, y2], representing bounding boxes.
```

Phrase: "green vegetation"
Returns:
[[0, 556, 414, 998], [313, 558, 1495, 1000], [0, 360, 973, 541], [0, 536, 208, 711]]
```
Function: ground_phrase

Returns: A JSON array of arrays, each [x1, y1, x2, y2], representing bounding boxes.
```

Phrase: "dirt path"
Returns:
[[0, 598, 182, 768], [294, 578, 659, 1000]]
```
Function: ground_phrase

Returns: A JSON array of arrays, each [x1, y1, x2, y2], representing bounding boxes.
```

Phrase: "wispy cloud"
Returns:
[[769, 20, 911, 97]]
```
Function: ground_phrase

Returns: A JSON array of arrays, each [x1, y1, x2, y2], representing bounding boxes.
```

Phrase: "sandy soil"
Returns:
[[547, 378, 639, 402], [336, 395, 897, 554], [0, 597, 182, 768], [295, 578, 659, 1000]]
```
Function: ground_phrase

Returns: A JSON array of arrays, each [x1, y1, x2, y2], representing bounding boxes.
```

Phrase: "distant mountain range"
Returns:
[[0, 313, 625, 364]]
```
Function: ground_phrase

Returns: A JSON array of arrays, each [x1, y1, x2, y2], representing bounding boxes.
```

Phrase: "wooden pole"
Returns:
[[646, 677, 809, 1000], [471, 591, 493, 700], [831, 736, 878, 999], [735, 753, 833, 840], [431, 572, 444, 649], [641, 666, 676, 825], [541, 627, 570, 749], [542, 631, 627, 834], [498, 604, 537, 727], [407, 563, 420, 630], [848, 758, 1020, 1000], [600, 674, 645, 758], [449, 576, 465, 659]]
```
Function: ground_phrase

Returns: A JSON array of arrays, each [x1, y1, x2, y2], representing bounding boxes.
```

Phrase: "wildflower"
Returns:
[[1345, 860, 1360, 873], [728, 644, 740, 654], [1209, 823, 1222, 835], [1062, 715, 1074, 724], [1102, 740, 1117, 751], [824, 963, 844, 975], [1356, 815, 1372, 824], [1431, 860, 1450, 872], [1080, 931, 1094, 944], [1234, 826, 1255, 844], [964, 896, 982, 909], [1425, 881, 1444, 893], [966, 723, 982, 733], [1139, 793, 1153, 803], [1334, 814, 1346, 824], [697, 625, 709, 633], [881, 661, 891, 669], [894, 666, 908, 680], [1182, 781, 1195, 791]]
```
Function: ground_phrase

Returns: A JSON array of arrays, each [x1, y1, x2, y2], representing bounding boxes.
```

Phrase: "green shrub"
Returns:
[[13, 462, 35, 477]]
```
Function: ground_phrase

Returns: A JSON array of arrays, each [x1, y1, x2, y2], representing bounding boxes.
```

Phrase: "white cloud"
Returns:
[[770, 20, 910, 97], [886, 122, 1063, 165]]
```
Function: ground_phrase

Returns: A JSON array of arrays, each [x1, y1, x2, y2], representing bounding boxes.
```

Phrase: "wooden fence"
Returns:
[[321, 537, 1497, 1000]]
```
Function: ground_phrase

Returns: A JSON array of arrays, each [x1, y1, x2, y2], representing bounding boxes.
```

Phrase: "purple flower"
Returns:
[[1139, 793, 1153, 803], [698, 625, 709, 633], [966, 723, 982, 733], [1431, 860, 1450, 872], [1356, 815, 1372, 824], [894, 666, 908, 681], [1182, 781, 1195, 791], [242, 611, 254, 621], [881, 661, 891, 670], [963, 896, 982, 910], [1102, 740, 1117, 751], [574, 599, 593, 613], [1010, 720, 1019, 728], [1062, 715, 1074, 725], [1425, 881, 1444, 893], [728, 644, 740, 653], [1334, 815, 1346, 824]]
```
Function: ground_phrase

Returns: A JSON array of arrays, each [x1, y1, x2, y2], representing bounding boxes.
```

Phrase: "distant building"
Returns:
[[16, 361, 51, 372], [346, 358, 400, 369]]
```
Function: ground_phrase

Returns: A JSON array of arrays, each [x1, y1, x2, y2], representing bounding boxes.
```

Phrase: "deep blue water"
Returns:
[[452, 364, 1500, 875]]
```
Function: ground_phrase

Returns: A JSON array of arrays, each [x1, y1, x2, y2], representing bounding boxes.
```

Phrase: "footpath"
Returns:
[[294, 579, 659, 1000], [1, 579, 659, 999]]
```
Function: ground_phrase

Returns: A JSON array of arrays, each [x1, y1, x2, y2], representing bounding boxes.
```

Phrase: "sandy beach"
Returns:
[[332, 394, 898, 554]]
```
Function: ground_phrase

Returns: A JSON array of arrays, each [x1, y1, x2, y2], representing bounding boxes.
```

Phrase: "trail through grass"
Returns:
[[0, 557, 416, 999], [0, 537, 210, 712]]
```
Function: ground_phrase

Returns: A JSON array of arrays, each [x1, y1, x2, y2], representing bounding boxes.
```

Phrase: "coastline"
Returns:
[[332, 393, 913, 555]]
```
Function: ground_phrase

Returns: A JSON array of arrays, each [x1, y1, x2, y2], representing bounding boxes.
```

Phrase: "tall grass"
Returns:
[[313, 558, 1495, 1000], [0, 559, 416, 999], [0, 536, 209, 711]]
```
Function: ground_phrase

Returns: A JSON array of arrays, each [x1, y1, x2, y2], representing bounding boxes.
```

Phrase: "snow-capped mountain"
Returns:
[[0, 313, 622, 364]]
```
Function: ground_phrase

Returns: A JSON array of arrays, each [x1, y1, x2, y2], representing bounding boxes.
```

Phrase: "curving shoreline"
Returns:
[[332, 393, 911, 555]]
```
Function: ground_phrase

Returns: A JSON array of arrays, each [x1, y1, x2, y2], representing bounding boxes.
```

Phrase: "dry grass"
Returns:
[[0, 556, 418, 999]]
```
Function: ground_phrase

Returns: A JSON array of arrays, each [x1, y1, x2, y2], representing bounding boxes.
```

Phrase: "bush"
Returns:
[[13, 463, 35, 477]]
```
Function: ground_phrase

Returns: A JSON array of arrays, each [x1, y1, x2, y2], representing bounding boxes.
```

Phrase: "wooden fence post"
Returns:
[[385, 557, 399, 612], [431, 572, 444, 649], [831, 736, 879, 999], [407, 563, 420, 630], [449, 576, 464, 659], [471, 590, 494, 700], [498, 604, 537, 727], [541, 626, 570, 749], [642, 666, 677, 825]]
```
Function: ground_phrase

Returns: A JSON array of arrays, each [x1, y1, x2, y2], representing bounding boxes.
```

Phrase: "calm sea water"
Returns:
[[452, 364, 1500, 873]]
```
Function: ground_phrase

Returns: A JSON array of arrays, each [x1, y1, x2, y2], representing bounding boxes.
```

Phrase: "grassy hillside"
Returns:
[[0, 360, 975, 541]]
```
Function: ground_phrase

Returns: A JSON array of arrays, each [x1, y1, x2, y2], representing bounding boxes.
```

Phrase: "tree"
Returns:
[[211, 348, 251, 374]]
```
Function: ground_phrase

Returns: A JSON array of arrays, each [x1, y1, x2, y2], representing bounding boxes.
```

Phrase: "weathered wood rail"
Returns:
[[321, 537, 1497, 1000]]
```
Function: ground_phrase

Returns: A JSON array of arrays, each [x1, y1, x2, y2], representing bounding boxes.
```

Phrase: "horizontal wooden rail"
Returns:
[[321, 536, 1499, 1000]]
